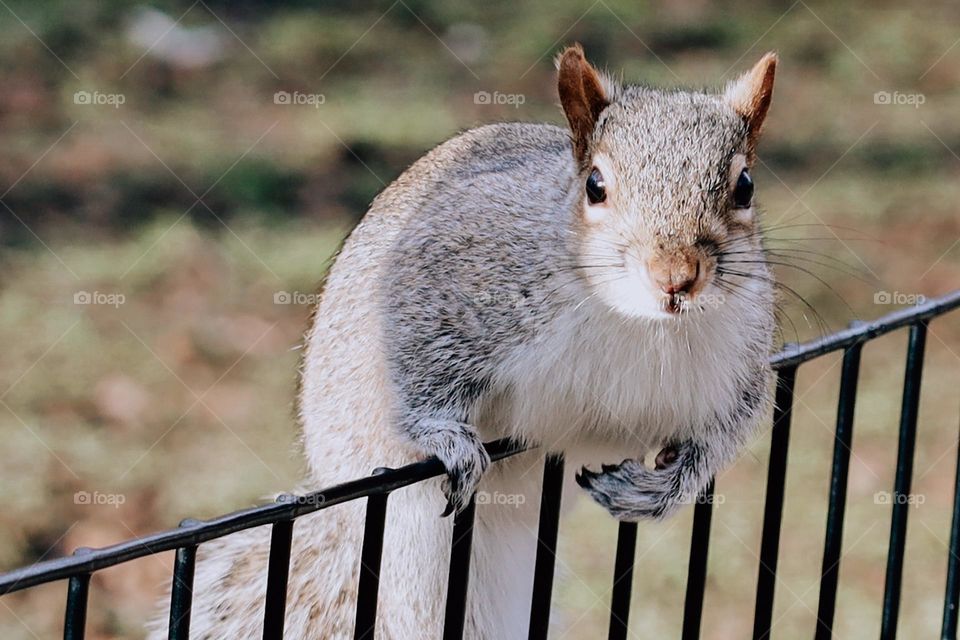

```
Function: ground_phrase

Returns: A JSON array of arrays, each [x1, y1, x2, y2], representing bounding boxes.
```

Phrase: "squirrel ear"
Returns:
[[556, 44, 609, 165], [724, 52, 777, 149]]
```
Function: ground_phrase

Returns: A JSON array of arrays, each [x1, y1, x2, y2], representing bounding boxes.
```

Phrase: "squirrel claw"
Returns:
[[575, 467, 596, 487], [441, 500, 455, 518]]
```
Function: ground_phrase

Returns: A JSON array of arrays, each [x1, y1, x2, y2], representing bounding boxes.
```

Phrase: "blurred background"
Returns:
[[0, 0, 958, 637]]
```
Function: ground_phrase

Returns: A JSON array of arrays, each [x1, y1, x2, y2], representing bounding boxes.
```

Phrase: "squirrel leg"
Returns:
[[576, 371, 770, 520], [407, 417, 490, 515], [574, 439, 712, 520]]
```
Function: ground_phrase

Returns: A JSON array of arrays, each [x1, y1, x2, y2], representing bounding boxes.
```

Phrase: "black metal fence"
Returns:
[[2, 290, 960, 640]]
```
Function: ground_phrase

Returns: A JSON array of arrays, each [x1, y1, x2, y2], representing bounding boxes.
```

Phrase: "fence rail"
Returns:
[[2, 289, 960, 639]]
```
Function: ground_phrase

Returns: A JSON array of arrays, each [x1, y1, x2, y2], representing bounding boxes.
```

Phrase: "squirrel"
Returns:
[[148, 45, 778, 639]]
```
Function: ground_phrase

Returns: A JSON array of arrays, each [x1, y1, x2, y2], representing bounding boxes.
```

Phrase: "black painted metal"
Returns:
[[881, 322, 928, 639], [752, 366, 798, 640], [528, 454, 565, 640], [682, 481, 715, 640], [354, 470, 391, 640], [607, 521, 638, 640], [815, 342, 864, 639], [0, 291, 958, 639], [942, 413, 960, 640], [262, 513, 295, 639], [168, 543, 197, 640], [443, 496, 477, 640], [63, 571, 90, 640]]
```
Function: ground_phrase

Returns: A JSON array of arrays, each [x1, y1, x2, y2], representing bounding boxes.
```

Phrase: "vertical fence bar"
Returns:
[[752, 365, 798, 640], [443, 496, 477, 640], [168, 545, 197, 640], [607, 521, 638, 640], [63, 575, 91, 640], [528, 454, 565, 640], [355, 470, 391, 640], [815, 342, 864, 640], [262, 499, 295, 640], [682, 480, 716, 640], [63, 548, 91, 640], [942, 412, 960, 640], [881, 322, 927, 640]]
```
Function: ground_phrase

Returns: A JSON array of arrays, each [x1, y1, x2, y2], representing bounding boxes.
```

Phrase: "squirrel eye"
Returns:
[[733, 168, 753, 208], [585, 167, 606, 205]]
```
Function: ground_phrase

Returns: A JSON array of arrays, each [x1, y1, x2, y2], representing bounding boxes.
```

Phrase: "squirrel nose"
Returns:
[[660, 278, 696, 295], [650, 259, 700, 296]]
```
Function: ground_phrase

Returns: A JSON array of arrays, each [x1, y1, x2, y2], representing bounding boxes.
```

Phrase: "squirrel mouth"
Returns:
[[664, 293, 686, 314]]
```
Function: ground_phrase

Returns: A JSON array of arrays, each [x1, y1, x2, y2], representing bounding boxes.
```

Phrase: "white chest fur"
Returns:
[[487, 299, 758, 456]]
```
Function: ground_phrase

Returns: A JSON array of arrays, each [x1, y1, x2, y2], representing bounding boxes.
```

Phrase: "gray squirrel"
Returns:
[[149, 45, 778, 639]]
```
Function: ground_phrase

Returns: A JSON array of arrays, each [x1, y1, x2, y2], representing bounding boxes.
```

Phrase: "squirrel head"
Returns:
[[556, 45, 777, 320]]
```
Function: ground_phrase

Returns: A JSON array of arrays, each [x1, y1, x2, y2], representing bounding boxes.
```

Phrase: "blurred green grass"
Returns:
[[0, 1, 959, 638]]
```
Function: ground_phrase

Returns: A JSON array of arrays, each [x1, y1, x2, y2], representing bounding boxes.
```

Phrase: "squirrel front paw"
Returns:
[[575, 442, 702, 520], [410, 418, 491, 516]]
